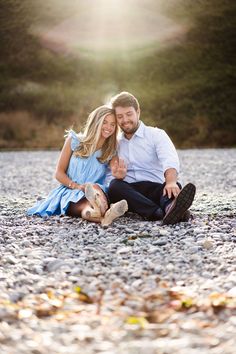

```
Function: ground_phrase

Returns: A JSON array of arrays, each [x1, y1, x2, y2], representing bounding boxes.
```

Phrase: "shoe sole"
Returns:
[[180, 210, 193, 222], [162, 183, 196, 225], [101, 200, 128, 227], [85, 183, 101, 210]]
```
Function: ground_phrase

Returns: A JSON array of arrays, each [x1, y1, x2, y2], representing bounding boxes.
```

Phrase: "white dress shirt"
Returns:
[[106, 121, 180, 185]]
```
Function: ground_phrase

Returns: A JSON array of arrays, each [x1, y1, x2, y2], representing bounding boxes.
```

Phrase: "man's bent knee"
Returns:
[[109, 179, 126, 191], [108, 179, 128, 201]]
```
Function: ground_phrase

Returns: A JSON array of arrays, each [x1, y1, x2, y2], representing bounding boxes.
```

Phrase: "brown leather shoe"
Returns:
[[163, 183, 196, 225], [180, 210, 193, 222]]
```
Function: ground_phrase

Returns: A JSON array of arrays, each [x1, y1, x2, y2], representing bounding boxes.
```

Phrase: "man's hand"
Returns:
[[163, 182, 180, 199], [110, 157, 127, 179]]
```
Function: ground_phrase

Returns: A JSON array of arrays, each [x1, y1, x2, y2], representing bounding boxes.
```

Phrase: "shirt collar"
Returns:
[[119, 120, 145, 141]]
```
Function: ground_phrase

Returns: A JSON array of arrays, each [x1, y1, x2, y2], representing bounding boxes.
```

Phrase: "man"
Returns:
[[107, 91, 196, 225]]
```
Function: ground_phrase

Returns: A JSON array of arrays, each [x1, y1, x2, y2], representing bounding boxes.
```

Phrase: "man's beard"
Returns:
[[121, 122, 140, 135]]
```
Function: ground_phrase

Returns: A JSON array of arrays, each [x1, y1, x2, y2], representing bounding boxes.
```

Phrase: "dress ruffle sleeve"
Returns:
[[67, 130, 80, 151]]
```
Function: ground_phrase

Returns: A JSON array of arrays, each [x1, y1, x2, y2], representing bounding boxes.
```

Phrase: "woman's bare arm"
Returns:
[[54, 137, 84, 190]]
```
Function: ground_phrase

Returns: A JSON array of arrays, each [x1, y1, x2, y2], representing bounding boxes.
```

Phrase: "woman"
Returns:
[[27, 105, 128, 226]]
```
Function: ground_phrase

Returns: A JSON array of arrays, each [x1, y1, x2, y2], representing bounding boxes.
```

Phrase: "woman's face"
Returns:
[[100, 114, 116, 140]]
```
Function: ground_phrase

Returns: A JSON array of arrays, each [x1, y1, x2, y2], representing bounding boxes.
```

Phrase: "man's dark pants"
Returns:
[[108, 179, 182, 220]]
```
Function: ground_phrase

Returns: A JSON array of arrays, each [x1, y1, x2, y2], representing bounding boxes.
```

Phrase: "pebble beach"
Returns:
[[0, 149, 236, 354]]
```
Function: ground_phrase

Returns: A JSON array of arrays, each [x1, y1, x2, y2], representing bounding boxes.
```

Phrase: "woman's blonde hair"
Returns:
[[74, 105, 117, 163]]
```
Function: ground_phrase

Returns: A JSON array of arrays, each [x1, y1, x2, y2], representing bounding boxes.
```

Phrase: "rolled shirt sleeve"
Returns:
[[152, 128, 180, 175]]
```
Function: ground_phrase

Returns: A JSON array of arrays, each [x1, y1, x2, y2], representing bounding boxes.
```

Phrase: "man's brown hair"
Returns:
[[110, 91, 140, 112]]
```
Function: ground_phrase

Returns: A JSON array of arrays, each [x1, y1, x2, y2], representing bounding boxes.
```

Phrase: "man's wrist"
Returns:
[[164, 168, 178, 184], [165, 180, 177, 185]]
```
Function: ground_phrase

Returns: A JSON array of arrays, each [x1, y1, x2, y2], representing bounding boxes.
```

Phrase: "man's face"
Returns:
[[115, 106, 140, 136]]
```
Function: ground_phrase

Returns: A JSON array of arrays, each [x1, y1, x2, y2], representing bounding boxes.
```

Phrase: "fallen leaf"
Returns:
[[126, 316, 148, 328]]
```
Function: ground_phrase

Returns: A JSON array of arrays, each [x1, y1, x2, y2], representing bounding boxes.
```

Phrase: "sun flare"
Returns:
[[35, 0, 185, 56]]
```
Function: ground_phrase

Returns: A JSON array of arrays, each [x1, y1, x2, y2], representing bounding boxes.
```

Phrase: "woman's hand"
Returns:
[[77, 183, 85, 192], [69, 182, 85, 191]]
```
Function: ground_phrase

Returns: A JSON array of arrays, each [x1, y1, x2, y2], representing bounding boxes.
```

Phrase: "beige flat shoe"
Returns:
[[81, 207, 101, 220], [85, 183, 108, 216], [101, 200, 128, 227], [85, 183, 102, 213]]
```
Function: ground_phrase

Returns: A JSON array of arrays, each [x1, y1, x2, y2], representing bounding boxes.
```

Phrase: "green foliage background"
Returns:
[[0, 0, 235, 148]]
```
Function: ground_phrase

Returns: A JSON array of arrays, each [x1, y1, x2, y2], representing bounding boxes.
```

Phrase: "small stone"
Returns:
[[159, 229, 169, 236], [202, 239, 214, 249], [127, 240, 135, 246], [0, 308, 17, 321], [125, 228, 134, 234], [228, 287, 236, 297], [31, 265, 44, 275], [46, 260, 68, 272], [202, 272, 213, 279], [21, 240, 31, 247], [132, 279, 143, 288], [154, 265, 162, 274], [117, 247, 132, 254], [151, 226, 160, 232], [166, 263, 175, 271], [193, 228, 203, 235], [71, 267, 81, 276], [119, 306, 134, 315], [131, 270, 143, 278], [9, 292, 25, 303], [153, 239, 167, 246], [5, 255, 17, 265], [189, 246, 200, 253], [184, 237, 194, 243]]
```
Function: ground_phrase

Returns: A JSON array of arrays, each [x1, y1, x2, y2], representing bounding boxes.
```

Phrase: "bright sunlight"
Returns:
[[35, 0, 184, 56]]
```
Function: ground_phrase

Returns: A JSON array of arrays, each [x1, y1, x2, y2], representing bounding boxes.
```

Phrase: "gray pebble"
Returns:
[[1, 149, 236, 354], [153, 239, 167, 246], [4, 255, 18, 265]]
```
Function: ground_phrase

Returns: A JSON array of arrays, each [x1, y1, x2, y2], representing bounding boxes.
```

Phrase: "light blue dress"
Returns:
[[27, 131, 108, 217]]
